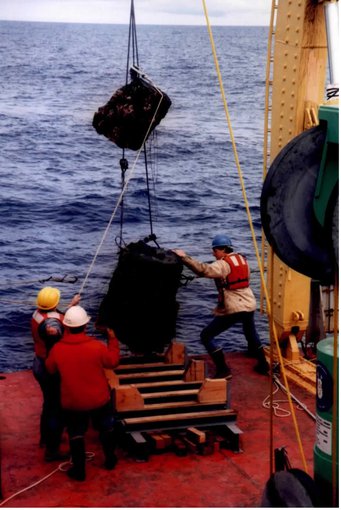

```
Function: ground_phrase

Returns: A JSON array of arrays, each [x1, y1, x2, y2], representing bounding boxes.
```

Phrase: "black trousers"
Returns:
[[64, 401, 115, 439]]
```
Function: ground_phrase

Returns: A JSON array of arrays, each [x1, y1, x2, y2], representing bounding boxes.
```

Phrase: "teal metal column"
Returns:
[[314, 335, 339, 506]]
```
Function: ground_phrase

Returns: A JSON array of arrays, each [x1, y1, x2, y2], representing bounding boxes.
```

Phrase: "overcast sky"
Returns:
[[0, 0, 272, 26]]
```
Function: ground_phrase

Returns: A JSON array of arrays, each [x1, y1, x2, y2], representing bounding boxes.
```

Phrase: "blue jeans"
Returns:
[[33, 356, 64, 449], [200, 311, 262, 354]]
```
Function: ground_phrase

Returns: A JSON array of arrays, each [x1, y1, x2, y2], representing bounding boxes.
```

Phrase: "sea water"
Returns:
[[0, 21, 269, 372]]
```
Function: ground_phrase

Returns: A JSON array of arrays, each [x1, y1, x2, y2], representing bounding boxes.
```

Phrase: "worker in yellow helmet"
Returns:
[[31, 286, 80, 461]]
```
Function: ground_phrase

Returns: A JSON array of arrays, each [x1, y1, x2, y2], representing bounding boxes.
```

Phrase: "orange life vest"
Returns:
[[219, 253, 250, 290], [31, 310, 64, 359]]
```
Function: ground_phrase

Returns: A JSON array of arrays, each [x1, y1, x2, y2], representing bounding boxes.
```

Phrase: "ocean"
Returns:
[[0, 20, 270, 372]]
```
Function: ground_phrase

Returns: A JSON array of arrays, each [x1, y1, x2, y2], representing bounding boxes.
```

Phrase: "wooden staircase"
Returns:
[[105, 341, 242, 460]]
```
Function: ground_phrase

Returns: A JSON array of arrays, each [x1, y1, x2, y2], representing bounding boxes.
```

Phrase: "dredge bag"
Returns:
[[97, 241, 183, 354], [92, 69, 171, 151]]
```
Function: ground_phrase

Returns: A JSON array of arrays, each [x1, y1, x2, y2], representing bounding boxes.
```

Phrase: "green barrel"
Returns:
[[314, 336, 339, 506]]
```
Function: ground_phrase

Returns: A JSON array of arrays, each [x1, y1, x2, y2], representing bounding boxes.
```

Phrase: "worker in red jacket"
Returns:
[[31, 286, 80, 461], [45, 305, 120, 481]]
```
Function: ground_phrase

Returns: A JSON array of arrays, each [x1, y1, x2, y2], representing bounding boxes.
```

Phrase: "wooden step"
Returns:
[[118, 355, 164, 365], [122, 409, 237, 431], [136, 381, 202, 392], [142, 389, 199, 401], [117, 401, 228, 419], [114, 379, 228, 412], [118, 369, 184, 384], [115, 363, 184, 374]]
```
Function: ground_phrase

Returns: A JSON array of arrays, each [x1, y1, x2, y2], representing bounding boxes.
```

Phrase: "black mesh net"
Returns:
[[97, 241, 183, 354], [92, 76, 171, 151]]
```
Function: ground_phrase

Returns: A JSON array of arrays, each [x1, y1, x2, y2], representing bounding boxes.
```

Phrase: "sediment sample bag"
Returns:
[[93, 74, 171, 150], [97, 241, 183, 354]]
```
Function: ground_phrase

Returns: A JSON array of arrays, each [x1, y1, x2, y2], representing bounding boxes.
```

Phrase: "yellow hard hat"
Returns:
[[36, 287, 60, 310]]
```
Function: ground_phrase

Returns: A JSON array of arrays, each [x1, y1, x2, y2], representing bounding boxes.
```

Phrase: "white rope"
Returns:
[[263, 378, 316, 420], [0, 452, 95, 507], [78, 73, 164, 296], [0, 466, 61, 507], [273, 375, 316, 421], [262, 381, 291, 417]]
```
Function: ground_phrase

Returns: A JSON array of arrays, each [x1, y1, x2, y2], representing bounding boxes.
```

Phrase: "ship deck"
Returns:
[[0, 352, 316, 508]]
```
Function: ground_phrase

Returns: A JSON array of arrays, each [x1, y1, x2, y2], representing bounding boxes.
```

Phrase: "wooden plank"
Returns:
[[118, 369, 184, 383], [264, 347, 316, 394], [142, 402, 225, 412], [118, 369, 185, 378], [118, 354, 164, 365], [146, 433, 173, 451], [142, 389, 198, 400], [114, 385, 144, 411], [136, 381, 202, 391], [115, 362, 184, 374], [104, 369, 119, 389], [148, 433, 168, 450], [197, 379, 227, 404], [286, 333, 300, 362], [172, 437, 188, 456], [186, 427, 206, 444], [181, 437, 197, 453], [122, 409, 237, 431], [164, 341, 186, 364], [124, 409, 236, 424], [117, 402, 228, 420], [159, 434, 172, 448], [184, 359, 206, 382]]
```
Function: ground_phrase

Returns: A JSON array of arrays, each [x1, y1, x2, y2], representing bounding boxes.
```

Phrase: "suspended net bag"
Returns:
[[97, 241, 183, 354], [92, 68, 172, 151]]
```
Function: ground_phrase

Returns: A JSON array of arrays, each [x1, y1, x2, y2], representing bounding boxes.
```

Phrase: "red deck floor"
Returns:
[[0, 353, 316, 507]]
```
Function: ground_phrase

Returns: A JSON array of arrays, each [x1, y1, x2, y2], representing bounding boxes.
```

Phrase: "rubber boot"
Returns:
[[67, 437, 86, 481], [253, 347, 270, 375], [44, 429, 68, 462], [246, 343, 259, 358], [209, 349, 232, 379], [44, 447, 69, 462], [100, 430, 118, 470]]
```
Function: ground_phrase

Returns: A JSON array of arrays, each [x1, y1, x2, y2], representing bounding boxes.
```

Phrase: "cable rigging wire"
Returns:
[[78, 0, 165, 295], [118, 0, 155, 248]]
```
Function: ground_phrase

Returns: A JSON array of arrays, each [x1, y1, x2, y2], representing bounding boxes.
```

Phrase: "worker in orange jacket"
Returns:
[[45, 305, 120, 481]]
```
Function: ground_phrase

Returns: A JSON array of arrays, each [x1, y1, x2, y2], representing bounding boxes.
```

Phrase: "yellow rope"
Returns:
[[202, 0, 308, 473], [269, 249, 275, 475]]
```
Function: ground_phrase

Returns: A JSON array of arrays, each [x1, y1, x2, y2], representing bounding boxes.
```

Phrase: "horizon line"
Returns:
[[0, 18, 268, 27]]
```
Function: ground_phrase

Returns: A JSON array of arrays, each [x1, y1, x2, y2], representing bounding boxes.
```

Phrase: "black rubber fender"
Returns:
[[260, 125, 335, 285], [261, 469, 322, 507]]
